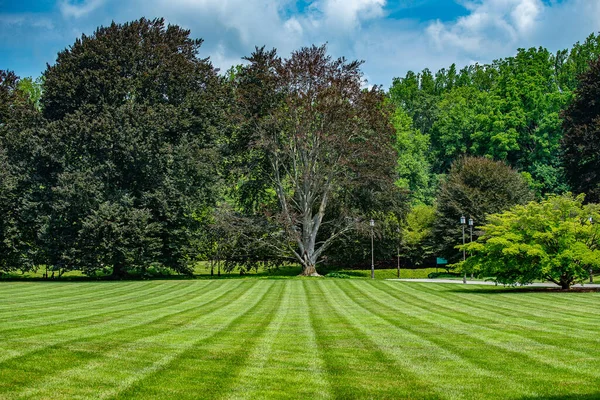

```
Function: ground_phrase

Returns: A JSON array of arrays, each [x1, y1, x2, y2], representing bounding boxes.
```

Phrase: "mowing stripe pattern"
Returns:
[[1, 280, 599, 399]]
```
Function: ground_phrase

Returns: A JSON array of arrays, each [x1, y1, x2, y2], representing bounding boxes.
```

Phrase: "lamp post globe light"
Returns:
[[370, 219, 375, 279], [460, 216, 466, 284]]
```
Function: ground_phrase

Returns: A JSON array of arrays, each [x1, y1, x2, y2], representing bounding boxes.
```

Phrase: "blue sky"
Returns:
[[1, 0, 598, 87]]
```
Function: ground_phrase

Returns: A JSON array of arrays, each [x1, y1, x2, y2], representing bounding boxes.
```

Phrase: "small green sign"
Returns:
[[436, 257, 448, 265]]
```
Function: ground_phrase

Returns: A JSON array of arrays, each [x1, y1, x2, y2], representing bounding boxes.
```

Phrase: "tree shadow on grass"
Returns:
[[519, 393, 600, 399]]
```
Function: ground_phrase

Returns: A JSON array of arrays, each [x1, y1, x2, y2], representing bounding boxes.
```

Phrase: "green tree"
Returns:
[[392, 107, 433, 203], [433, 157, 533, 262], [232, 45, 403, 276], [461, 194, 600, 289], [0, 70, 44, 274], [36, 18, 228, 277], [562, 55, 600, 203], [400, 204, 436, 268], [17, 77, 43, 110]]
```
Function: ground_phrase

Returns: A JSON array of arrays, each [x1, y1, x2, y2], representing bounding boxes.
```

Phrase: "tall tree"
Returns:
[[233, 45, 401, 276], [393, 107, 433, 204], [37, 18, 228, 277], [433, 157, 533, 262], [562, 55, 600, 203], [0, 70, 45, 273]]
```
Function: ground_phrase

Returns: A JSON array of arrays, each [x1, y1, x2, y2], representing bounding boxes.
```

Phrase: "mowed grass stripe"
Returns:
[[222, 280, 294, 399], [0, 281, 209, 333], [0, 280, 224, 363], [326, 280, 480, 399], [0, 280, 245, 387], [0, 281, 148, 314], [6, 281, 271, 400], [388, 282, 600, 350], [308, 281, 442, 399], [331, 281, 500, 399], [358, 282, 599, 396], [103, 281, 286, 399], [0, 281, 224, 367], [424, 283, 600, 324], [0, 281, 133, 300], [411, 283, 600, 337]]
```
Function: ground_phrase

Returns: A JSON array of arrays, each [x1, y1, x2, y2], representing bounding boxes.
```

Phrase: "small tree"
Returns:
[[433, 156, 533, 261], [400, 204, 436, 268], [461, 194, 600, 289]]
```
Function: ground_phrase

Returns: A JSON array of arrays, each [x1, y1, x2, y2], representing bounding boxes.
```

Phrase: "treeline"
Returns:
[[2, 18, 600, 278], [390, 33, 600, 202]]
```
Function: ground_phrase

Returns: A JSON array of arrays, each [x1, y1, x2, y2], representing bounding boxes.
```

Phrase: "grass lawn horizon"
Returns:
[[1, 280, 599, 399]]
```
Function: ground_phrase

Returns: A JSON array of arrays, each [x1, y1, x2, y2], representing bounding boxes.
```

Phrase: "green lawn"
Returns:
[[1, 280, 599, 399]]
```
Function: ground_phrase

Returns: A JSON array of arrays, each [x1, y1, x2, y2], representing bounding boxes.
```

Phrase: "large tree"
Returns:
[[433, 157, 533, 262], [36, 18, 228, 277], [461, 194, 600, 289], [232, 45, 401, 276], [0, 70, 45, 273], [562, 55, 600, 203]]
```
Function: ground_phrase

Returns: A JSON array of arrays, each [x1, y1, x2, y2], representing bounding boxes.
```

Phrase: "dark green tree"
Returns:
[[37, 18, 228, 277], [433, 157, 533, 262], [0, 70, 46, 274], [562, 55, 600, 203]]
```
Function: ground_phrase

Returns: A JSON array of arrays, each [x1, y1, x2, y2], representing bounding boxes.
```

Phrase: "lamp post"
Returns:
[[460, 215, 466, 284], [469, 217, 474, 279], [396, 226, 401, 278], [590, 216, 594, 284], [370, 219, 375, 279]]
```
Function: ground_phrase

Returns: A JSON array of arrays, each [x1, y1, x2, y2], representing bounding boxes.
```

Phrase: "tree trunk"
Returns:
[[300, 264, 321, 277], [559, 275, 572, 290], [111, 263, 125, 279]]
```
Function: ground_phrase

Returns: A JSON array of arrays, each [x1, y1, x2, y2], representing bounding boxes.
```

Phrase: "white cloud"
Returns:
[[60, 0, 106, 18], [5, 0, 600, 86], [426, 0, 543, 55], [0, 14, 54, 29], [317, 0, 386, 30]]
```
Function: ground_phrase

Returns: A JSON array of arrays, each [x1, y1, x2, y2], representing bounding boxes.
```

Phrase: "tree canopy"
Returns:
[[562, 55, 600, 203], [5, 18, 229, 277], [433, 157, 533, 262], [461, 194, 600, 289], [230, 45, 404, 275]]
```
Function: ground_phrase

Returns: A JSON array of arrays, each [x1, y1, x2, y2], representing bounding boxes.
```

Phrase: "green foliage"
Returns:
[[400, 204, 435, 267], [392, 107, 433, 203], [325, 271, 351, 278], [562, 54, 600, 203], [434, 157, 534, 262], [460, 194, 600, 289], [229, 45, 405, 274], [388, 37, 600, 195], [0, 70, 44, 274], [33, 18, 228, 276], [16, 76, 43, 110]]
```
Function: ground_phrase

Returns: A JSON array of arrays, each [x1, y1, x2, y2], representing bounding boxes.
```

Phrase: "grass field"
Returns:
[[1, 280, 599, 399]]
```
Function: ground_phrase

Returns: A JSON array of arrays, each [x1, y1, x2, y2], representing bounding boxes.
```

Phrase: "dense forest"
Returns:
[[2, 18, 600, 278]]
